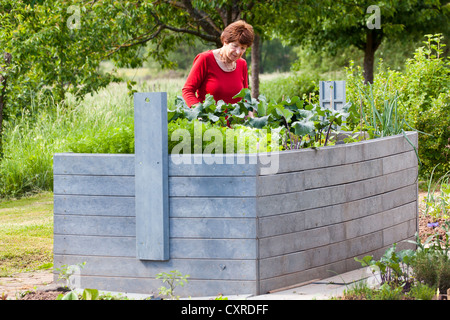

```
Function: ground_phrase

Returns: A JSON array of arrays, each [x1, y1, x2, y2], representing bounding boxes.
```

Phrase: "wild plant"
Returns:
[[355, 243, 416, 288], [156, 270, 190, 300], [55, 262, 86, 290], [423, 165, 450, 220]]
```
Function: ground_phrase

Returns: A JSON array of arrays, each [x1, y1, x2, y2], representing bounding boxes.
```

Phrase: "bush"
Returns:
[[345, 34, 450, 178], [412, 250, 450, 293], [259, 71, 319, 103]]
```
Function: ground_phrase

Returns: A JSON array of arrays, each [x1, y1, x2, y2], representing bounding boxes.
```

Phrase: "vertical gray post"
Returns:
[[134, 92, 169, 261], [319, 81, 346, 110]]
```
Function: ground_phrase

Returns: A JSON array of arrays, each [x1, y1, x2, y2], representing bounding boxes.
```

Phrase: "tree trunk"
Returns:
[[251, 33, 261, 98], [363, 30, 382, 84]]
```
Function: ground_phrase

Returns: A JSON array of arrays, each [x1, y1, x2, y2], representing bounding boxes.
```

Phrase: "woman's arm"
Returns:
[[182, 53, 207, 107]]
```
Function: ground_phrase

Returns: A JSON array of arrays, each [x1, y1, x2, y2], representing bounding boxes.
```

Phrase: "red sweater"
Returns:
[[182, 50, 249, 107]]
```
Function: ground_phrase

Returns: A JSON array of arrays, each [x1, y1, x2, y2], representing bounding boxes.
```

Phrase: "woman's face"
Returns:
[[223, 41, 247, 61]]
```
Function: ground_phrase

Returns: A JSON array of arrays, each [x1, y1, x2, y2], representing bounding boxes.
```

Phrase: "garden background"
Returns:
[[0, 0, 449, 284]]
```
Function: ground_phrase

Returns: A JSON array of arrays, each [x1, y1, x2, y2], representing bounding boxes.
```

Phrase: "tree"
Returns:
[[278, 0, 450, 83], [0, 1, 121, 122], [0, 0, 279, 139], [102, 0, 274, 98]]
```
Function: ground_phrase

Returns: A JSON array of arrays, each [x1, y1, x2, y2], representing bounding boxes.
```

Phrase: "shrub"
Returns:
[[346, 34, 450, 178], [412, 250, 450, 293]]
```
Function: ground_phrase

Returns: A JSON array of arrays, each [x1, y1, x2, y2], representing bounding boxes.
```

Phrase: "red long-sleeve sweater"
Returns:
[[182, 50, 249, 107]]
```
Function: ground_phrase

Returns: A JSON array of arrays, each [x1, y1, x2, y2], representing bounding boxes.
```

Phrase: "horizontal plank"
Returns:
[[54, 235, 257, 259], [170, 197, 257, 218], [302, 157, 383, 190], [259, 202, 417, 258], [268, 132, 418, 175], [256, 167, 418, 217], [169, 176, 256, 197], [53, 195, 135, 216], [258, 184, 417, 238], [54, 255, 257, 281], [169, 154, 258, 176], [54, 215, 135, 237], [54, 215, 257, 239], [259, 259, 349, 294], [259, 231, 383, 279], [53, 153, 134, 176], [259, 239, 416, 293], [54, 175, 135, 196], [259, 219, 417, 280], [257, 171, 304, 196], [54, 175, 256, 197], [54, 195, 257, 218], [170, 218, 256, 238], [53, 153, 258, 176], [382, 150, 418, 175]]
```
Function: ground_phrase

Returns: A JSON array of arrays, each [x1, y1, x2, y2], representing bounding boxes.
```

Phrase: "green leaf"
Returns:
[[275, 105, 293, 123], [207, 113, 220, 122], [61, 291, 79, 300], [248, 115, 270, 129], [82, 288, 99, 300], [232, 88, 252, 101], [292, 119, 315, 136], [354, 255, 374, 267], [256, 97, 269, 116]]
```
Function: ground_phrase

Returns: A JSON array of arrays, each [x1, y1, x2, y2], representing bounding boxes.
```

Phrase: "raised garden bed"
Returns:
[[53, 92, 418, 297]]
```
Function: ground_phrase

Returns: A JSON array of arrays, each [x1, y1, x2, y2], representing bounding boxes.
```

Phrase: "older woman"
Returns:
[[182, 20, 254, 107]]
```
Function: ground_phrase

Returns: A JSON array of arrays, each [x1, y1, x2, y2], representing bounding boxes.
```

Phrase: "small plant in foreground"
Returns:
[[55, 262, 86, 290], [156, 270, 190, 300], [355, 243, 415, 288], [57, 288, 99, 300], [407, 282, 436, 300]]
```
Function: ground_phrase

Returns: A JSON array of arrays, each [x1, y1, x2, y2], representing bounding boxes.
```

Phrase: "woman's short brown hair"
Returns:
[[221, 20, 254, 47]]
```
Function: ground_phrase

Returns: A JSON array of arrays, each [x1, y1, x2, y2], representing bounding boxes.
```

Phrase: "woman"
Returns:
[[182, 20, 254, 108]]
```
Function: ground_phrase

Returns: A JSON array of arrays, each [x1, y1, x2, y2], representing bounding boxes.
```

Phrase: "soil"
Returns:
[[1, 191, 447, 300]]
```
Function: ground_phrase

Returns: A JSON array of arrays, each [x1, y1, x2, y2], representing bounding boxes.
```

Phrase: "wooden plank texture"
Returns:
[[135, 92, 169, 261]]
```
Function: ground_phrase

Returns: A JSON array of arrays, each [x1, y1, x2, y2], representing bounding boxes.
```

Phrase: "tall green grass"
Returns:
[[0, 83, 136, 199]]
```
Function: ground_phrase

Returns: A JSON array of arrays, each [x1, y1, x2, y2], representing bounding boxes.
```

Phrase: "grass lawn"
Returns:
[[0, 192, 53, 276]]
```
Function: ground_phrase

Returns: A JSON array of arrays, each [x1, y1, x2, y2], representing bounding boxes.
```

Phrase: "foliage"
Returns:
[[277, 0, 449, 83], [57, 288, 99, 300], [410, 220, 450, 292], [55, 262, 86, 290], [355, 243, 416, 288], [346, 34, 450, 178], [156, 270, 190, 300], [411, 250, 450, 293], [352, 220, 450, 299], [423, 166, 450, 220], [0, 0, 122, 123], [168, 118, 279, 155], [407, 282, 436, 300], [170, 88, 353, 151], [67, 116, 135, 154]]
